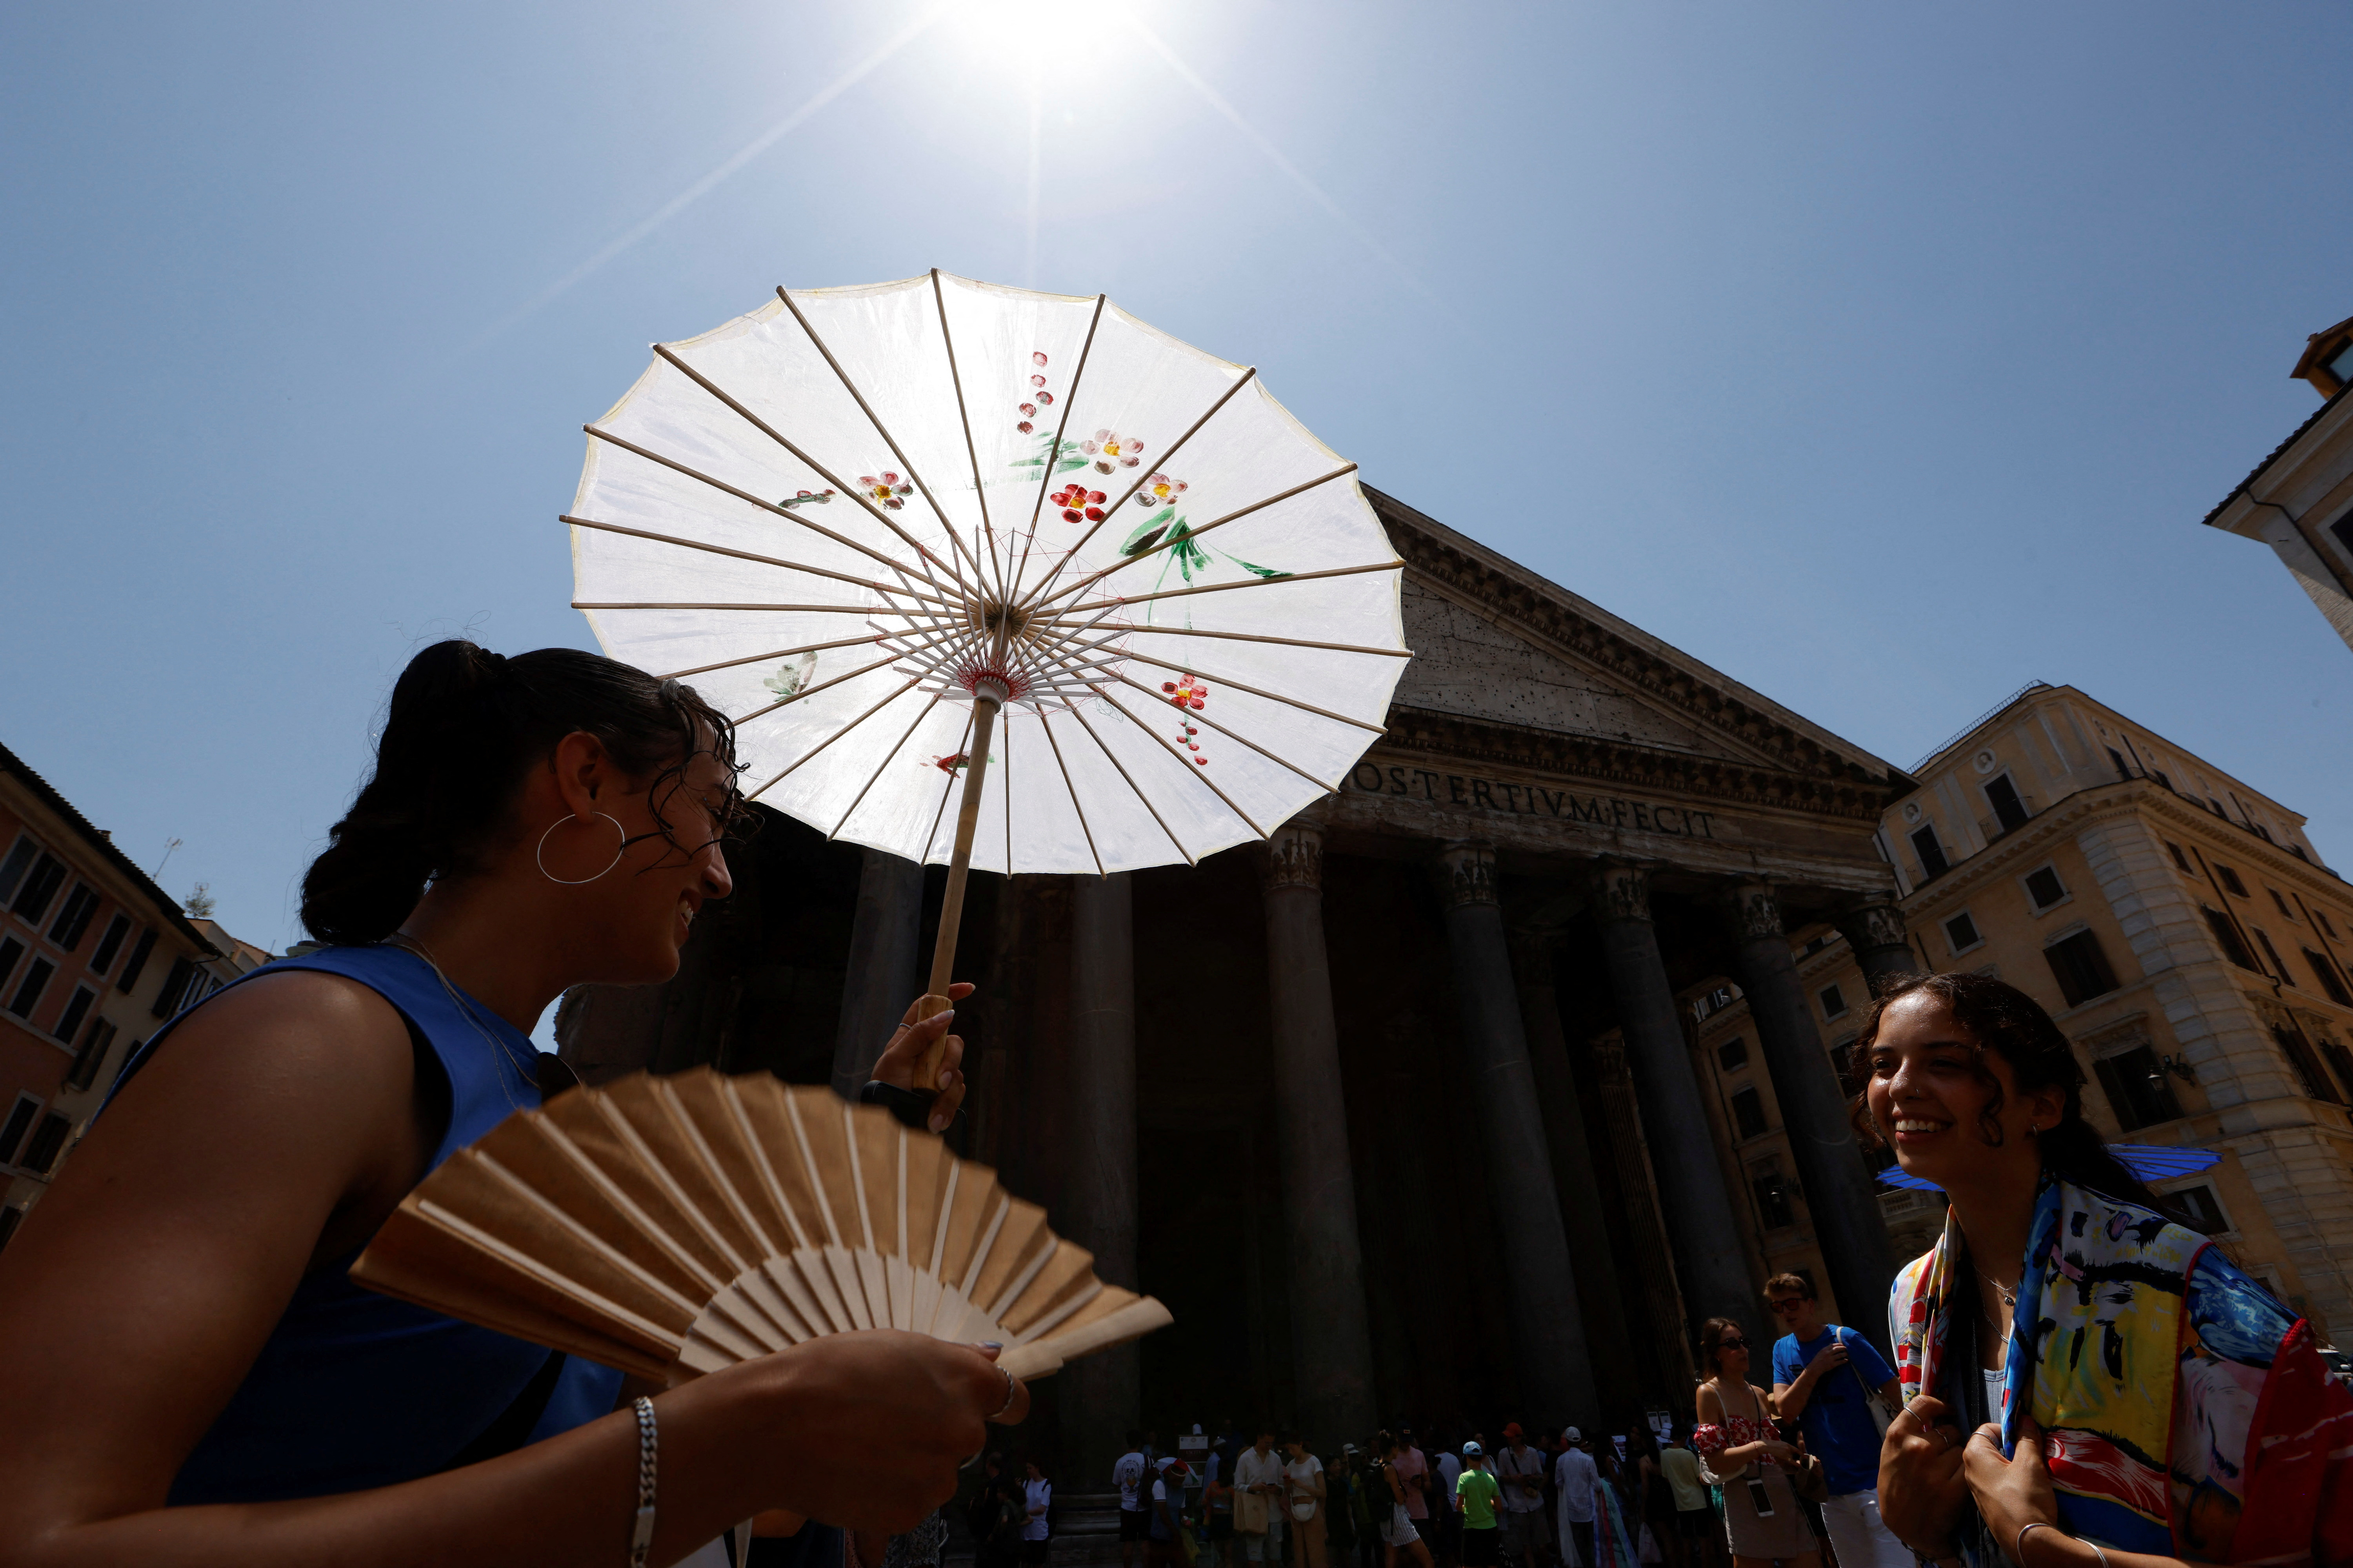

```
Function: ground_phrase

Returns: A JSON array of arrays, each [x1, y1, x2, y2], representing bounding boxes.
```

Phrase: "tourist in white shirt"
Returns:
[[1233, 1429, 1289, 1565], [1551, 1429, 1598, 1568], [1282, 1436, 1328, 1568], [1115, 1433, 1151, 1568], [1022, 1460, 1053, 1565], [1492, 1424, 1551, 1568]]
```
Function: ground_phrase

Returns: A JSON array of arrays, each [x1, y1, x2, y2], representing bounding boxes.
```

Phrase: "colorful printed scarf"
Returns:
[[1890, 1174, 2353, 1563]]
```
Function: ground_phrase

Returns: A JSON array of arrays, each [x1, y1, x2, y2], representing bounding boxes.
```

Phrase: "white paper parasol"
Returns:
[[567, 271, 1408, 1046]]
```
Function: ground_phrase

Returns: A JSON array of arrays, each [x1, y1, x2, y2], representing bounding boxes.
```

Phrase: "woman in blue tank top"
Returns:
[[0, 640, 1026, 1565]]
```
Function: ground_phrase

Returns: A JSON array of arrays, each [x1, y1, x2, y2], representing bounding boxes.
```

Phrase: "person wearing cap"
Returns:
[[1551, 1428, 1597, 1568], [1453, 1442, 1502, 1568], [1282, 1435, 1329, 1568], [1150, 1458, 1192, 1568], [1492, 1424, 1551, 1568]]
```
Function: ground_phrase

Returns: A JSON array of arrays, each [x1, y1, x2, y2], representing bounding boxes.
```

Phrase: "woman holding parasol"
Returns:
[[1868, 972, 2353, 1566], [0, 640, 1026, 1566]]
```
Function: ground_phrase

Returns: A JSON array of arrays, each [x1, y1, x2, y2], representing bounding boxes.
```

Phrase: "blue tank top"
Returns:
[[105, 943, 626, 1503]]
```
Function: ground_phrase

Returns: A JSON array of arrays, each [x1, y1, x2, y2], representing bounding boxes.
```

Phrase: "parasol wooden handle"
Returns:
[[916, 691, 1001, 1094]]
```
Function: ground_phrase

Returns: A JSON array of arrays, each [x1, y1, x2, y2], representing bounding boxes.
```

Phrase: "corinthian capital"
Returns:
[[1835, 892, 1907, 952], [1439, 841, 1498, 908], [1593, 861, 1652, 926], [1727, 881, 1784, 943], [1262, 823, 1325, 893]]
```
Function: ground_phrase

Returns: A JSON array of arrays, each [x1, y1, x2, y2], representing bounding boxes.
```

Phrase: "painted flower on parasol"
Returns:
[[565, 270, 1410, 1083]]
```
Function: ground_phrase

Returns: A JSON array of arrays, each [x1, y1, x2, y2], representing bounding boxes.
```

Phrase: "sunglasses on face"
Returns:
[[1769, 1299, 1807, 1314], [1717, 1337, 1750, 1350]]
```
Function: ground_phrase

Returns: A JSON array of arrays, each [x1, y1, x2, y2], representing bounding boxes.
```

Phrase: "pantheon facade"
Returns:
[[559, 486, 1921, 1474]]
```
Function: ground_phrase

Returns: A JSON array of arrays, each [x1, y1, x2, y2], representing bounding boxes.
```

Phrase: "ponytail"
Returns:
[[300, 640, 736, 945]]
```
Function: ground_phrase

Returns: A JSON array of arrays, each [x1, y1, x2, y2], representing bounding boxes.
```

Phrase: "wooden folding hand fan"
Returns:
[[350, 1069, 1170, 1384]]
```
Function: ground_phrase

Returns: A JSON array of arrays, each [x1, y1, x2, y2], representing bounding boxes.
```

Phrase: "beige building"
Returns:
[[1691, 682, 2353, 1339], [2203, 313, 2353, 653]]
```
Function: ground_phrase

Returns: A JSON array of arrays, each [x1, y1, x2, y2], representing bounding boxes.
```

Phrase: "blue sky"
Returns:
[[5, 1, 2349, 967]]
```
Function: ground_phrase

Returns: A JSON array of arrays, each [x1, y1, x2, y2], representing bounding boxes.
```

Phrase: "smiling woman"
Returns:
[[1853, 973, 2353, 1568], [0, 639, 1027, 1568]]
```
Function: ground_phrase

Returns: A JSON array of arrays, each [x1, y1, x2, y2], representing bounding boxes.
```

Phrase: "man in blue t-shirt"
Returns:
[[1765, 1272, 1909, 1568]]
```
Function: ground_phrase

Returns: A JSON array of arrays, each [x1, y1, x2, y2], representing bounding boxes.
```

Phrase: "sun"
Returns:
[[949, 0, 1136, 80]]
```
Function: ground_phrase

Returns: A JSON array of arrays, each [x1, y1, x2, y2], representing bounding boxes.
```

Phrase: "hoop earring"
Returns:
[[536, 813, 628, 885]]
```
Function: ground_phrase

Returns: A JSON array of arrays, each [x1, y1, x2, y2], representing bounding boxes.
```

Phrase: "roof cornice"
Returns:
[[1365, 485, 1911, 789], [0, 739, 218, 956]]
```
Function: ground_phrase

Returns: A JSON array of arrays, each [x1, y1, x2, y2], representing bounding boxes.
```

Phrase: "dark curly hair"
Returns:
[[300, 640, 741, 945], [1845, 970, 2160, 1209]]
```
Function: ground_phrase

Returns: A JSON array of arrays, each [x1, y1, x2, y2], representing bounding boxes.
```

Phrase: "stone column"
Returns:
[[1064, 872, 1141, 1483], [1437, 842, 1600, 1428], [1835, 892, 1918, 998], [1592, 862, 1761, 1342], [1260, 824, 1378, 1446], [1589, 1034, 1702, 1393], [1510, 928, 1642, 1421], [1726, 882, 1898, 1358], [829, 847, 926, 1099]]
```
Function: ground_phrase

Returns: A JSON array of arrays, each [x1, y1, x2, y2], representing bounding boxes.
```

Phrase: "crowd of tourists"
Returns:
[[985, 967, 2353, 1568]]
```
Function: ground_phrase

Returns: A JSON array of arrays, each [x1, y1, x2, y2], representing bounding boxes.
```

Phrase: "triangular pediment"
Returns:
[[1366, 487, 1907, 789]]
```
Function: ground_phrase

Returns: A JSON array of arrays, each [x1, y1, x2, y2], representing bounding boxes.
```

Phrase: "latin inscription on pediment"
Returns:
[[1348, 760, 1718, 839]]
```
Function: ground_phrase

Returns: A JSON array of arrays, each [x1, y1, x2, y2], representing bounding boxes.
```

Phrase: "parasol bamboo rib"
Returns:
[[920, 709, 978, 863], [560, 515, 954, 611], [829, 692, 946, 840], [1064, 698, 1198, 866], [1012, 294, 1108, 592], [1117, 624, 1413, 658], [582, 422, 947, 597], [1097, 669, 1340, 793], [928, 269, 1007, 612], [1081, 681, 1266, 838], [771, 285, 981, 601], [1035, 713, 1105, 878], [1028, 461, 1361, 612], [644, 347, 975, 594], [656, 633, 884, 681], [1001, 715, 1013, 876], [1017, 368, 1259, 615], [1032, 627, 1389, 736], [746, 676, 925, 801], [728, 650, 919, 730], [575, 601, 908, 615], [1054, 558, 1404, 618]]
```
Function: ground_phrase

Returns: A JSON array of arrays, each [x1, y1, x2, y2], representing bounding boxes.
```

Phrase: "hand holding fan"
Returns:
[[351, 1069, 1170, 1383]]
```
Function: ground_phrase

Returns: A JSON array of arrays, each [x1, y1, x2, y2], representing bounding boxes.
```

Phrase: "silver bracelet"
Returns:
[[631, 1395, 659, 1568], [2015, 1521, 2104, 1568]]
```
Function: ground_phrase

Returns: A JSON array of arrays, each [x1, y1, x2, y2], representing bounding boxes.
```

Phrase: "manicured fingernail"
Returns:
[[930, 1114, 949, 1132], [978, 1341, 1003, 1351]]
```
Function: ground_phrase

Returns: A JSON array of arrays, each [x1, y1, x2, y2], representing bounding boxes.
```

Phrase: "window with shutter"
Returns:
[[10, 854, 65, 924], [1911, 825, 1949, 879], [18, 1113, 71, 1176], [2093, 1046, 2181, 1131], [2216, 865, 2249, 898], [2203, 908, 2260, 972], [115, 927, 156, 992], [51, 985, 94, 1044], [47, 885, 99, 950], [2163, 1184, 2229, 1232], [1731, 1088, 1769, 1139], [1944, 911, 1982, 952], [2044, 930, 2120, 1006], [149, 956, 196, 1019], [1984, 774, 2030, 833], [2305, 950, 2353, 1008], [7, 958, 55, 1019], [0, 1096, 39, 1166], [2166, 842, 2192, 872], [89, 914, 130, 975], [0, 838, 37, 905], [1818, 984, 1847, 1019], [2272, 1025, 2344, 1105], [65, 1016, 117, 1092], [2024, 866, 2068, 910]]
